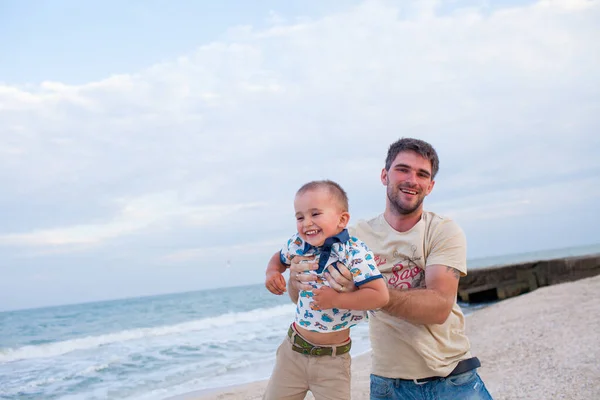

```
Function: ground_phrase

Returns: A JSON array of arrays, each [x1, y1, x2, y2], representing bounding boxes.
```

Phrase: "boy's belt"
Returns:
[[287, 325, 352, 356], [413, 357, 482, 384]]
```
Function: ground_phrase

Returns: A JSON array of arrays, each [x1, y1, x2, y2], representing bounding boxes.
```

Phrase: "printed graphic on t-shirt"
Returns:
[[381, 244, 425, 290]]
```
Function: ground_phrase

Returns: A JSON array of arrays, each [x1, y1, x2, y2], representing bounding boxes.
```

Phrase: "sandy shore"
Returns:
[[178, 275, 600, 400]]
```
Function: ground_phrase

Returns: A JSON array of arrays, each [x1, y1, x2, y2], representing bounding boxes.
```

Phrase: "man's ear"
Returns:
[[425, 180, 435, 196], [339, 211, 350, 228], [380, 168, 388, 186]]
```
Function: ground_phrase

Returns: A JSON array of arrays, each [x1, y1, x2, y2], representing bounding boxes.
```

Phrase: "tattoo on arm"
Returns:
[[446, 266, 461, 280]]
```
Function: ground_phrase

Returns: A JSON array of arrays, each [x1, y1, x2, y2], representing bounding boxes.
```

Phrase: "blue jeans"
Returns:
[[370, 370, 493, 400]]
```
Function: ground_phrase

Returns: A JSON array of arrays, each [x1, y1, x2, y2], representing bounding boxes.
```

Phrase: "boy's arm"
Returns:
[[266, 252, 287, 275], [265, 252, 288, 295], [336, 278, 389, 310], [313, 278, 389, 310]]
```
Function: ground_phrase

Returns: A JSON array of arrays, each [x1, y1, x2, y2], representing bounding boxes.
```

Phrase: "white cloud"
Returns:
[[162, 238, 285, 263], [0, 191, 268, 247], [433, 175, 600, 222]]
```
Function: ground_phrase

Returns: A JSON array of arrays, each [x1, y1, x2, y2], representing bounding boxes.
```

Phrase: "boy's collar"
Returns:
[[323, 229, 349, 246], [302, 229, 349, 274]]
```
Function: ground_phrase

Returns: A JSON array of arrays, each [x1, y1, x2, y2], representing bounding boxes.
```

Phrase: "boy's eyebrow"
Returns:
[[393, 163, 431, 177]]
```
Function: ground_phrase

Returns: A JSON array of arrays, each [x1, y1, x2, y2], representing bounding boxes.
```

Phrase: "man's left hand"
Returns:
[[323, 262, 357, 293]]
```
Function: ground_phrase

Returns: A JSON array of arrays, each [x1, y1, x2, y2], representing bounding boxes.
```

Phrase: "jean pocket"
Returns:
[[369, 374, 393, 398], [445, 370, 478, 387]]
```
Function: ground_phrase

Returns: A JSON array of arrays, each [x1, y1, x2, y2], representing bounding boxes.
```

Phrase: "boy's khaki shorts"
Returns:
[[263, 326, 351, 400]]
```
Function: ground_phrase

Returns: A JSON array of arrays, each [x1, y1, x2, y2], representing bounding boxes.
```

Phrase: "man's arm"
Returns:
[[320, 263, 460, 324], [286, 267, 300, 303], [382, 264, 460, 325]]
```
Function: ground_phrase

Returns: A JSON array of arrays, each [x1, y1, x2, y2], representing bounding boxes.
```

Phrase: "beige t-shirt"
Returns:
[[349, 211, 471, 379]]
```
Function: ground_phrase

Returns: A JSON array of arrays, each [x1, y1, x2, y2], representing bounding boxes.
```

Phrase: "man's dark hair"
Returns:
[[296, 180, 349, 211], [385, 138, 440, 178]]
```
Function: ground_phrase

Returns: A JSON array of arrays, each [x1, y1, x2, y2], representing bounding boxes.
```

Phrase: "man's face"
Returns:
[[381, 151, 435, 216], [294, 188, 349, 247]]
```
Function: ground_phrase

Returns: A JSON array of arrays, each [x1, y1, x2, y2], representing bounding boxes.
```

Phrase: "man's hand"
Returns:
[[285, 256, 358, 303], [288, 255, 320, 292], [312, 286, 339, 310], [265, 270, 287, 295], [323, 262, 357, 293]]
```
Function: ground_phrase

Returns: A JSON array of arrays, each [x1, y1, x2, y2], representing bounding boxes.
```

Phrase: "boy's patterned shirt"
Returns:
[[280, 229, 383, 333]]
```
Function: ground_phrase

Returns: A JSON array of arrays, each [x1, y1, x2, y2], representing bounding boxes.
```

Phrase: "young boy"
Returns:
[[263, 180, 389, 400]]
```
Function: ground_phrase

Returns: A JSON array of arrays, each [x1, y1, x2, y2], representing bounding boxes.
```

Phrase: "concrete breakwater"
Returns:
[[459, 253, 600, 303]]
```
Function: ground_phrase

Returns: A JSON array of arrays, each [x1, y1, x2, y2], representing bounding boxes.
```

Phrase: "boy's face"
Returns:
[[294, 188, 350, 247]]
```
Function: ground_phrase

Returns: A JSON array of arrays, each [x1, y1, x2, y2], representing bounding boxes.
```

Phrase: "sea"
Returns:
[[1, 243, 599, 400]]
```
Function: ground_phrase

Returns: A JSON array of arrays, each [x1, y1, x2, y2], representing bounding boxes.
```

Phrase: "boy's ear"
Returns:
[[339, 211, 350, 228]]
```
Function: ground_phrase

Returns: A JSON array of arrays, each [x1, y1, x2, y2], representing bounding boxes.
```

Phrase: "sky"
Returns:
[[1, 0, 599, 312]]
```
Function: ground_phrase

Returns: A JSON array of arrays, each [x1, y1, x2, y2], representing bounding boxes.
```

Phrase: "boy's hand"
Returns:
[[312, 286, 339, 310], [265, 271, 287, 295]]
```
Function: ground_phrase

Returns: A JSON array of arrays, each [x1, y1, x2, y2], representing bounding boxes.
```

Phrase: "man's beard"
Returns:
[[387, 185, 424, 215]]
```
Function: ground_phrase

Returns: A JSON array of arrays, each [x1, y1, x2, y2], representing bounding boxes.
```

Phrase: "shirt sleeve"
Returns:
[[425, 218, 467, 276], [345, 237, 383, 286], [279, 233, 305, 266]]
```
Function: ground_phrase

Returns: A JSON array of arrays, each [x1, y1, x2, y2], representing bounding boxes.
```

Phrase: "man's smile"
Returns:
[[399, 188, 418, 195]]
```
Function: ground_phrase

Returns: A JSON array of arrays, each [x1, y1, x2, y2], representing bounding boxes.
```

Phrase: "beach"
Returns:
[[181, 275, 600, 400]]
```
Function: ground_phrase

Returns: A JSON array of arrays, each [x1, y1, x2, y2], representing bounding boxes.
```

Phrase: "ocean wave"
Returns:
[[0, 362, 113, 398], [0, 304, 294, 363]]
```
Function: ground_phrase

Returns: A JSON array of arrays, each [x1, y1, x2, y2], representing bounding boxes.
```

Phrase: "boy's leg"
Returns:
[[263, 337, 310, 400], [307, 352, 352, 400]]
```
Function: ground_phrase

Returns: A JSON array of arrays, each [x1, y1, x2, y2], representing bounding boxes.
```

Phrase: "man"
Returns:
[[266, 138, 493, 399]]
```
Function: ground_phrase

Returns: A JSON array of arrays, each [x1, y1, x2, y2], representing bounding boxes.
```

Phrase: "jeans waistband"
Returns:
[[407, 357, 481, 384]]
